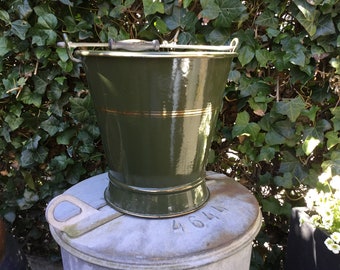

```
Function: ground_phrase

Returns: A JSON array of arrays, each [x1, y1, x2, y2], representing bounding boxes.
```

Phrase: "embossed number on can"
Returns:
[[172, 220, 185, 232], [189, 216, 205, 228], [171, 204, 228, 232]]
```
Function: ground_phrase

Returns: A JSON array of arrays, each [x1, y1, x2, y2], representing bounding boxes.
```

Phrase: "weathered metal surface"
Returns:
[[47, 172, 262, 269]]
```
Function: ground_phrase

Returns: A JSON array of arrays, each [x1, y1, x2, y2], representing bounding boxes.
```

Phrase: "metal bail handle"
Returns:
[[108, 39, 160, 51], [46, 194, 123, 238], [57, 34, 239, 63]]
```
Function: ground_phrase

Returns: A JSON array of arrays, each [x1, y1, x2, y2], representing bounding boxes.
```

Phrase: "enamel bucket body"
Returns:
[[77, 49, 237, 217]]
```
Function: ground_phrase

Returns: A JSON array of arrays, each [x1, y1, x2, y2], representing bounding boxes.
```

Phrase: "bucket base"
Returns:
[[104, 172, 209, 218]]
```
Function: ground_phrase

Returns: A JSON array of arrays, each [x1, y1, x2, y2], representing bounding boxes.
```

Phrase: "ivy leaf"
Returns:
[[57, 128, 77, 145], [214, 0, 247, 28], [255, 49, 273, 67], [37, 147, 48, 163], [58, 60, 73, 73], [293, 0, 318, 36], [40, 116, 61, 136], [238, 45, 255, 66], [30, 12, 58, 45], [69, 96, 92, 123], [59, 0, 74, 6], [232, 111, 260, 138], [281, 37, 306, 67], [274, 172, 293, 188], [85, 124, 100, 138], [296, 12, 317, 36], [17, 189, 39, 210], [21, 171, 36, 191], [11, 20, 31, 40], [37, 13, 58, 29], [258, 146, 276, 162], [4, 114, 24, 131], [261, 196, 291, 216], [143, 0, 164, 16], [56, 48, 69, 62], [322, 151, 340, 176], [331, 106, 340, 131], [301, 105, 319, 122], [0, 10, 10, 23], [4, 212, 16, 223], [265, 129, 286, 145], [18, 87, 42, 107], [49, 94, 70, 117], [261, 197, 281, 215], [265, 119, 297, 146], [276, 96, 305, 122], [330, 57, 340, 74], [325, 131, 339, 150], [17, 0, 33, 19], [302, 136, 320, 155], [183, 0, 194, 8], [109, 5, 128, 18], [248, 97, 268, 116], [199, 0, 220, 21], [9, 104, 23, 117], [238, 29, 257, 48], [279, 151, 307, 181], [34, 47, 52, 60], [24, 135, 41, 150], [32, 13, 58, 45], [303, 119, 331, 142], [66, 163, 86, 184], [49, 154, 74, 173], [164, 6, 192, 31], [287, 49, 306, 67], [313, 15, 336, 39], [181, 11, 198, 31], [206, 29, 229, 45], [153, 19, 169, 34], [264, 0, 283, 12], [255, 9, 278, 28], [0, 36, 10, 56], [33, 75, 48, 95], [20, 149, 35, 167], [1, 126, 11, 143], [232, 111, 249, 137], [47, 81, 63, 102], [293, 0, 316, 19]]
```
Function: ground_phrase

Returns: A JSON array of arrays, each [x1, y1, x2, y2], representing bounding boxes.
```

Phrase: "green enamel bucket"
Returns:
[[64, 37, 238, 218]]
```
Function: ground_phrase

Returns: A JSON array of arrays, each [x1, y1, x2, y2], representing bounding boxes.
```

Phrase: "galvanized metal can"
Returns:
[[46, 172, 261, 270]]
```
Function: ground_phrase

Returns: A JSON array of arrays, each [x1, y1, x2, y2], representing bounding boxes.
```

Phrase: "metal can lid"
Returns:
[[46, 172, 261, 269]]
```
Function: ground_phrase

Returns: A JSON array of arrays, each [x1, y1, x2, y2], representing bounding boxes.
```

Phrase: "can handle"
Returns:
[[46, 194, 98, 228], [46, 194, 123, 238]]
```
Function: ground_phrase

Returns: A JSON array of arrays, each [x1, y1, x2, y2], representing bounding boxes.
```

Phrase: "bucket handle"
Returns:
[[60, 34, 82, 63], [46, 194, 123, 238], [58, 34, 239, 63]]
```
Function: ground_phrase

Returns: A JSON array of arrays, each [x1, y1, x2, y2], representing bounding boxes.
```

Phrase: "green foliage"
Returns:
[[0, 0, 339, 267]]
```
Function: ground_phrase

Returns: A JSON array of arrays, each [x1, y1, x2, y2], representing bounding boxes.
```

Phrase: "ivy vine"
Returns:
[[0, 0, 339, 268]]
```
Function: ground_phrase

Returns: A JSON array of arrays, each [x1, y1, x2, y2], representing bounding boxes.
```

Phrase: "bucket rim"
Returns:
[[59, 35, 238, 62]]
